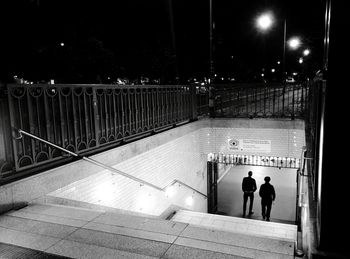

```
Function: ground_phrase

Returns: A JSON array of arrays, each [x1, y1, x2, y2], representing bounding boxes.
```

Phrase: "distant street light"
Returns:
[[256, 12, 302, 83], [303, 49, 310, 56], [256, 13, 273, 31], [288, 37, 301, 50]]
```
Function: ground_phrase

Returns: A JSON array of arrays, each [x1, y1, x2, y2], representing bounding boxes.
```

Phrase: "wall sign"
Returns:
[[228, 138, 271, 153]]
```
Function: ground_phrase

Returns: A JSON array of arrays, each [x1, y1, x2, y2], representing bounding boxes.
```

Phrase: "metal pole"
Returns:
[[209, 0, 214, 80], [282, 19, 287, 116], [208, 0, 215, 117], [282, 19, 287, 83], [323, 0, 331, 73]]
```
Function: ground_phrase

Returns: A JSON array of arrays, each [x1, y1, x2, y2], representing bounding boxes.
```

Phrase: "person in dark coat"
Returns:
[[242, 171, 257, 217], [259, 176, 276, 221]]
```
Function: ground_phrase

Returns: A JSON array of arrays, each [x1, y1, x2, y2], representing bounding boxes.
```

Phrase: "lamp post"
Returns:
[[209, 0, 214, 81], [208, 0, 215, 117], [256, 13, 301, 83], [282, 19, 286, 83]]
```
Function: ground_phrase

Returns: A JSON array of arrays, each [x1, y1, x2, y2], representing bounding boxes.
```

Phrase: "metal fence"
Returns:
[[0, 89, 14, 180], [0, 84, 197, 183], [213, 83, 309, 118], [0, 82, 312, 184]]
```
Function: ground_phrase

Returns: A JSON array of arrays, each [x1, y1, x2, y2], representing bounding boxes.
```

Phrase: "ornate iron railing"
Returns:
[[213, 83, 309, 118], [1, 82, 312, 184], [0, 84, 196, 183], [0, 90, 14, 180]]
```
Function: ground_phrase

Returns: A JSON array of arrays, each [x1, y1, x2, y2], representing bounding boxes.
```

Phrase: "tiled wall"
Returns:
[[0, 118, 305, 217], [205, 127, 304, 158]]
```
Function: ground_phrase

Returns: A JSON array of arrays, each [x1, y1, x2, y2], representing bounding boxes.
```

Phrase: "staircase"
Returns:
[[171, 209, 298, 241], [0, 203, 296, 258]]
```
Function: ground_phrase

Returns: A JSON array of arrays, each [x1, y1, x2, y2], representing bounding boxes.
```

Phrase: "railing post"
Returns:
[[207, 161, 213, 213], [208, 85, 215, 118], [190, 85, 197, 121], [0, 85, 15, 178], [207, 161, 218, 214], [92, 87, 100, 147], [291, 85, 295, 120], [7, 85, 21, 172]]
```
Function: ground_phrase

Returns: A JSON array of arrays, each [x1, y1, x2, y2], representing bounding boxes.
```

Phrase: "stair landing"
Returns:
[[0, 203, 296, 258]]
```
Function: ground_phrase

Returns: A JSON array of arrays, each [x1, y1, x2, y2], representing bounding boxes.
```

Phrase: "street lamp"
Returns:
[[256, 12, 301, 83], [288, 37, 301, 50], [256, 13, 273, 31], [208, 0, 215, 117], [303, 49, 310, 56]]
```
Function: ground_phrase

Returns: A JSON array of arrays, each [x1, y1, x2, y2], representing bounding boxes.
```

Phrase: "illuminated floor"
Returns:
[[218, 165, 297, 223]]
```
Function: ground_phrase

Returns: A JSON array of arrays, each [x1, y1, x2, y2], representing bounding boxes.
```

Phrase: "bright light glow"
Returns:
[[261, 73, 264, 77], [256, 13, 273, 31], [60, 42, 65, 47], [292, 72, 298, 76], [303, 49, 310, 56], [165, 185, 176, 198], [271, 68, 275, 73], [186, 196, 194, 206], [299, 57, 303, 64], [288, 37, 301, 49], [277, 61, 281, 65]]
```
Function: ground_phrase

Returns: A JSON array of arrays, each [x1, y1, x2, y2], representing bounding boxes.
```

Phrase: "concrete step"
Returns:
[[0, 203, 295, 258], [171, 209, 298, 242], [39, 194, 181, 220]]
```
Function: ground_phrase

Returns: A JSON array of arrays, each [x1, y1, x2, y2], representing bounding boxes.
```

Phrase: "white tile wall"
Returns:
[[203, 127, 305, 158], [47, 124, 304, 218]]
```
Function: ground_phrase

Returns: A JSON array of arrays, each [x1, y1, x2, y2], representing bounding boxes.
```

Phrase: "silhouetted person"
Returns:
[[259, 176, 276, 221], [242, 171, 257, 217]]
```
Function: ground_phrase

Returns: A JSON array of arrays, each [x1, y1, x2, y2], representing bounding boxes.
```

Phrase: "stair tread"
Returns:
[[171, 209, 297, 242], [0, 203, 295, 258]]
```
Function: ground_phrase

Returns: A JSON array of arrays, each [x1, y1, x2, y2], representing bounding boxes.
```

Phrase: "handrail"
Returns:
[[164, 179, 207, 198], [16, 129, 207, 198]]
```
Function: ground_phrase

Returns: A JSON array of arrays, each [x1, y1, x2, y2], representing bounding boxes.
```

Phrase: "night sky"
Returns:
[[1, 0, 326, 84]]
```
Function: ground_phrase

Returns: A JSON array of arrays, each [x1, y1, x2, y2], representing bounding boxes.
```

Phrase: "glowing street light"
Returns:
[[288, 37, 301, 50], [303, 49, 310, 56], [256, 13, 273, 31], [255, 11, 302, 83]]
